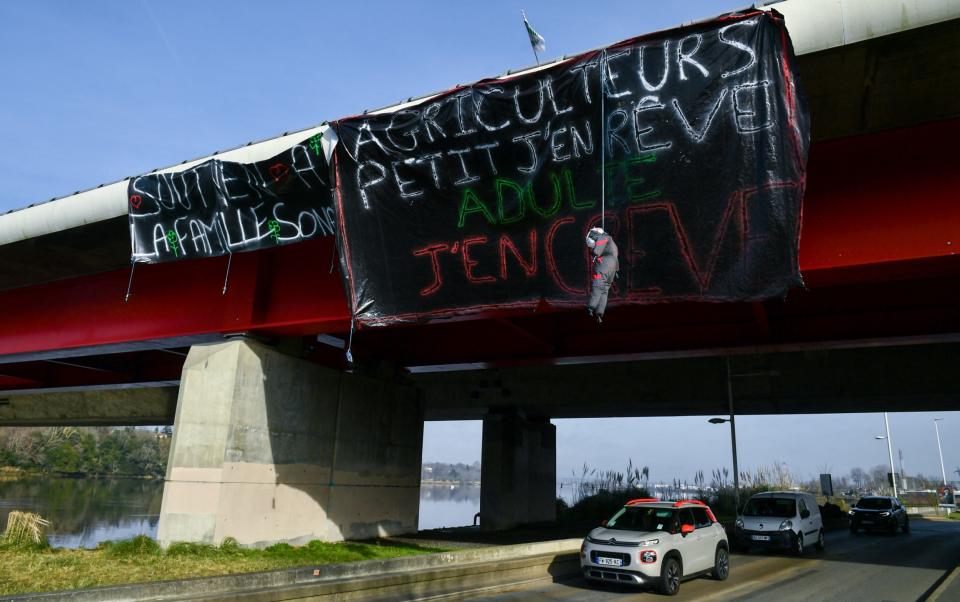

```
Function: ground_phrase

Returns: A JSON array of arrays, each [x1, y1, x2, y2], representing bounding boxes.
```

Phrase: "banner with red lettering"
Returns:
[[331, 10, 809, 326]]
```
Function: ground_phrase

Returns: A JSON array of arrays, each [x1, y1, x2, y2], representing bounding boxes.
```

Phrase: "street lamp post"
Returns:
[[726, 358, 740, 515], [875, 412, 898, 498], [709, 358, 741, 516], [709, 360, 778, 516], [934, 418, 947, 486]]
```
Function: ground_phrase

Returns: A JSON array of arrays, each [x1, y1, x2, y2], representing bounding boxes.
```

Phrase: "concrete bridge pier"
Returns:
[[157, 338, 423, 547], [479, 411, 556, 530]]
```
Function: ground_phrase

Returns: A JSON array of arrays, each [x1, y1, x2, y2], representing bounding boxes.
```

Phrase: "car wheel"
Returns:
[[793, 531, 804, 556], [659, 556, 681, 596], [815, 529, 825, 552], [712, 546, 729, 581], [902, 517, 910, 534]]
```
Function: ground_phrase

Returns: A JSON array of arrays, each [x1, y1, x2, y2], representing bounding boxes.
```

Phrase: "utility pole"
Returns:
[[935, 418, 947, 486], [898, 448, 907, 491], [726, 357, 740, 515], [885, 413, 898, 498]]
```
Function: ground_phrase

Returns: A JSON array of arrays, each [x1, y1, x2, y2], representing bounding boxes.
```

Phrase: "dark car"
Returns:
[[849, 496, 909, 534]]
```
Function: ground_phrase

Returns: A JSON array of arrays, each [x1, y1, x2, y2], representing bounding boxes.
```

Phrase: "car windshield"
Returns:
[[742, 497, 796, 518], [856, 498, 893, 510], [604, 507, 676, 533]]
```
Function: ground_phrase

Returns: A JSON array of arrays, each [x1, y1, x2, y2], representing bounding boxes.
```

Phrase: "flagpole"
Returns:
[[521, 9, 541, 66]]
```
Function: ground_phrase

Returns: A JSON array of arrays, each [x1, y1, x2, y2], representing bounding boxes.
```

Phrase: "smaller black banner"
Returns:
[[127, 130, 333, 263]]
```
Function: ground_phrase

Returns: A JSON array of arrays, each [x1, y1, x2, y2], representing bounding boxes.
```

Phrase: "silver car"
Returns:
[[735, 491, 825, 555], [580, 499, 730, 596]]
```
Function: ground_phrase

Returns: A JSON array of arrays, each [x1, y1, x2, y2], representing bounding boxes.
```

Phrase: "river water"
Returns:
[[0, 477, 487, 547], [0, 477, 163, 548], [0, 477, 585, 547]]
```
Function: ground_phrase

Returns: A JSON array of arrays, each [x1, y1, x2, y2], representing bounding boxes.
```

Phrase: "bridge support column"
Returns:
[[157, 338, 422, 547], [479, 411, 556, 530]]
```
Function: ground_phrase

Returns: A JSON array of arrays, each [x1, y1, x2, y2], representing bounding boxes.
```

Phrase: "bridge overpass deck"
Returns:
[[0, 5, 958, 406]]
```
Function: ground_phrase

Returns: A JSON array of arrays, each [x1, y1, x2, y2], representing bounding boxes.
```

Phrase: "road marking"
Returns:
[[927, 565, 960, 602]]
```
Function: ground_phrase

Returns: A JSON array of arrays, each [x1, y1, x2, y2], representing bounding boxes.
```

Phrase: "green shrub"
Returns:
[[103, 535, 161, 557], [218, 536, 244, 556], [558, 487, 652, 524], [263, 542, 295, 556], [819, 502, 849, 522], [901, 492, 938, 508], [708, 485, 773, 519], [166, 541, 218, 556]]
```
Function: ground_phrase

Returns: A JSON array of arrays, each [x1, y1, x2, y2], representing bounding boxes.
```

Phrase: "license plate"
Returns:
[[597, 557, 623, 566], [751, 535, 771, 541]]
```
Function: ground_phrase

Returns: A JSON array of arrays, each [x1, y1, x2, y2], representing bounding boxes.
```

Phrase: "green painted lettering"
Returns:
[[531, 177, 562, 218], [495, 178, 527, 224], [625, 154, 660, 203], [458, 188, 496, 228]]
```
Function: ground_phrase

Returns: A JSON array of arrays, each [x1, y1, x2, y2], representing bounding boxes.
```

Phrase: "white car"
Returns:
[[735, 491, 824, 555], [580, 498, 729, 596]]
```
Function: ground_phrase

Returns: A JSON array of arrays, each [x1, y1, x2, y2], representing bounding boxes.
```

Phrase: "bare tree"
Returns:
[[869, 464, 891, 493], [849, 467, 867, 490]]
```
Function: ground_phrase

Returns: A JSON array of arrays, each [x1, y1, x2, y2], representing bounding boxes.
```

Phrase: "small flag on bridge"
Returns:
[[522, 10, 545, 63]]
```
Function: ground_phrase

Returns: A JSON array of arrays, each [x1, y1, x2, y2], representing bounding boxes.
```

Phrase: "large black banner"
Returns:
[[128, 129, 334, 263], [331, 10, 809, 326]]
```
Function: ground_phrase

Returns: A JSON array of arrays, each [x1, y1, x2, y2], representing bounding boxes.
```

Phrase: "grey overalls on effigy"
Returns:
[[586, 228, 618, 322]]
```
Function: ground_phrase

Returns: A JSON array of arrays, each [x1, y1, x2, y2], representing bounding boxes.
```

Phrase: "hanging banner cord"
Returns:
[[600, 49, 607, 231], [221, 252, 234, 295], [123, 261, 137, 303], [345, 318, 356, 364]]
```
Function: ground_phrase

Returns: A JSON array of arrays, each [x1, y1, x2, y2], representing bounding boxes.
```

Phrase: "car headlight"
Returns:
[[880, 511, 890, 517], [638, 539, 659, 547], [848, 510, 855, 515], [735, 518, 744, 529], [779, 519, 793, 531]]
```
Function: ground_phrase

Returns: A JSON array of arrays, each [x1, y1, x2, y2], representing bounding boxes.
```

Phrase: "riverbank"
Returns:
[[420, 479, 480, 486], [0, 466, 161, 480], [0, 466, 31, 480], [0, 537, 445, 596]]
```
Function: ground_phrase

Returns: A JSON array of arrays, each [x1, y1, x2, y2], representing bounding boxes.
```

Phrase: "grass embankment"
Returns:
[[0, 535, 445, 596]]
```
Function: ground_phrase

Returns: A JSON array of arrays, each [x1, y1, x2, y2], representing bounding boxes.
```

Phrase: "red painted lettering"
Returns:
[[498, 231, 538, 280], [545, 216, 585, 294], [461, 236, 496, 284], [412, 243, 449, 296]]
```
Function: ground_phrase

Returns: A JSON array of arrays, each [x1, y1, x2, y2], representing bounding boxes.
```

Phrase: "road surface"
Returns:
[[465, 518, 960, 601]]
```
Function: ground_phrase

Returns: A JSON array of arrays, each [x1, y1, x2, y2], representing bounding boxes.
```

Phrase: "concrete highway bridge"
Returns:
[[0, 0, 958, 547]]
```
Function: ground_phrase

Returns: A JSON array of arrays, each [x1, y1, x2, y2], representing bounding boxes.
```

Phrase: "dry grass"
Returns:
[[0, 537, 444, 596], [1, 511, 51, 548]]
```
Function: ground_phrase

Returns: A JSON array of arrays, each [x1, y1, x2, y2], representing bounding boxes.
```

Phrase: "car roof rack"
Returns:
[[673, 500, 708, 508]]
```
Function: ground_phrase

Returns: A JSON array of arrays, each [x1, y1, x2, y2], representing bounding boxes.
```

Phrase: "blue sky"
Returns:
[[2, 1, 958, 483], [0, 0, 740, 210]]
